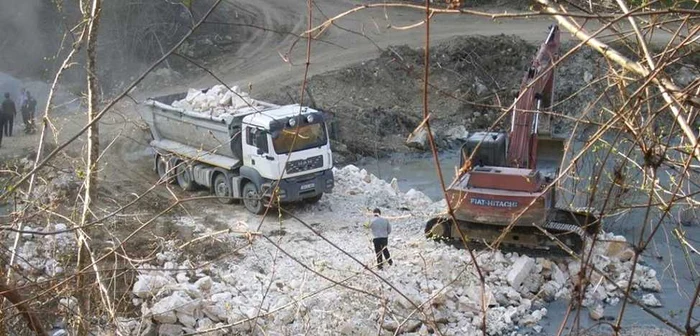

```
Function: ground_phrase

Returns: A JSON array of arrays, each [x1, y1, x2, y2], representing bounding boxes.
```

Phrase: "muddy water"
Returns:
[[354, 149, 700, 334]]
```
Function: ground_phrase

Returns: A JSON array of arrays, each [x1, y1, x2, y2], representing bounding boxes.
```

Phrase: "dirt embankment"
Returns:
[[259, 35, 609, 164], [258, 33, 699, 164]]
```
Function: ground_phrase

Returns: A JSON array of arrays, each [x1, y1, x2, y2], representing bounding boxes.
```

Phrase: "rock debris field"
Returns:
[[10, 165, 663, 335], [89, 165, 665, 336]]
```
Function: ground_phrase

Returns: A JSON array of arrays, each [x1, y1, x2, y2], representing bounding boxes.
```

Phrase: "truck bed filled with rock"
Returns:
[[123, 166, 664, 336], [171, 84, 260, 117]]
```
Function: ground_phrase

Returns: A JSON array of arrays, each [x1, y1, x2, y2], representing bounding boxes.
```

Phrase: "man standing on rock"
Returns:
[[370, 208, 393, 270], [2, 93, 16, 137]]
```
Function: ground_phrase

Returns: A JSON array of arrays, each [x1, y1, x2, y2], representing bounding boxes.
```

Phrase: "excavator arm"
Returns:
[[507, 24, 561, 169]]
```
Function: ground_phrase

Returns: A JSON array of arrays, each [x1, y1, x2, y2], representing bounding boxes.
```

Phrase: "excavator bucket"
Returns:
[[535, 136, 565, 175]]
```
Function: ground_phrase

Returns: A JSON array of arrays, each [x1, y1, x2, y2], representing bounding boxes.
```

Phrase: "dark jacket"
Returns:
[[2, 98, 16, 118]]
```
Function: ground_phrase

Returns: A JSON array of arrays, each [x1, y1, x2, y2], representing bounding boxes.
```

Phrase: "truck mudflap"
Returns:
[[264, 169, 334, 202]]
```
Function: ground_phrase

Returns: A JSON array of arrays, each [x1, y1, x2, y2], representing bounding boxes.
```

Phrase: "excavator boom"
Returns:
[[507, 24, 560, 169]]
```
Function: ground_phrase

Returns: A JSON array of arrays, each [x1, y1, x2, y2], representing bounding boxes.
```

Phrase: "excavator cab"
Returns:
[[459, 132, 507, 168]]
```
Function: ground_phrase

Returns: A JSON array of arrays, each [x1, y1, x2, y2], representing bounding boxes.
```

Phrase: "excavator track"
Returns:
[[425, 209, 599, 256]]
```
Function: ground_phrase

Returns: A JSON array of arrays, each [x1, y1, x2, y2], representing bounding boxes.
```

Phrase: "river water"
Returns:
[[355, 151, 460, 201]]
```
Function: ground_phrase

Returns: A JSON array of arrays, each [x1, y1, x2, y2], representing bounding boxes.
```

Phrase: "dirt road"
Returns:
[[180, 1, 681, 99], [150, 1, 573, 98]]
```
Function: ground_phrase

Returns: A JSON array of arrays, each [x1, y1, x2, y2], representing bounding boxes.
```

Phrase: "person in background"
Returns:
[[2, 93, 16, 137], [21, 91, 37, 134], [18, 88, 27, 109], [369, 208, 393, 270]]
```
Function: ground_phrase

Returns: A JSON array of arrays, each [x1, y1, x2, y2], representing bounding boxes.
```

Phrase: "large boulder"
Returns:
[[133, 272, 176, 299], [507, 256, 535, 290], [406, 124, 429, 150], [150, 291, 201, 324]]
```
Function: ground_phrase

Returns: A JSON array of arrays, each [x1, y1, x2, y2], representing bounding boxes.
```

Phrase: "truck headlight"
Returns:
[[278, 189, 287, 199], [306, 114, 314, 123], [289, 118, 296, 127]]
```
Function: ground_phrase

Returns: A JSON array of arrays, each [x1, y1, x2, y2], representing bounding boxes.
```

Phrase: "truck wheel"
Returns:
[[213, 174, 234, 204], [156, 155, 174, 184], [175, 163, 196, 191], [243, 182, 265, 214], [304, 193, 323, 204], [425, 217, 451, 241]]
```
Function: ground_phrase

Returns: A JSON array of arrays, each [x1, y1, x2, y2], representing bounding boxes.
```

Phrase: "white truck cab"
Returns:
[[237, 105, 334, 208]]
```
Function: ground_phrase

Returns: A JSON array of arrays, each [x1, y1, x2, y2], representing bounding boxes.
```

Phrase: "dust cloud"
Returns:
[[0, 0, 58, 79]]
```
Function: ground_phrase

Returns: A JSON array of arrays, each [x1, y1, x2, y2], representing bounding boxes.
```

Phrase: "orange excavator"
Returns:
[[425, 24, 599, 254]]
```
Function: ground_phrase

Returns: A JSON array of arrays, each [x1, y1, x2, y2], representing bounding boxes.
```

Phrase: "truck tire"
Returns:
[[175, 163, 196, 191], [156, 155, 174, 184], [243, 182, 265, 215], [213, 173, 235, 204]]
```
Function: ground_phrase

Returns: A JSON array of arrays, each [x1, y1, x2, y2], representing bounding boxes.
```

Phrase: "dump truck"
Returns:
[[140, 89, 334, 214], [425, 25, 599, 254]]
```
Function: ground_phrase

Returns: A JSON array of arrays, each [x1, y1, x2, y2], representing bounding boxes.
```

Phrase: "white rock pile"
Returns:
[[331, 164, 442, 212], [126, 165, 664, 336], [171, 85, 259, 117], [10, 223, 75, 283]]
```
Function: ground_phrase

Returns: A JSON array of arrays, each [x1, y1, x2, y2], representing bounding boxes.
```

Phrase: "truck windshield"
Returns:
[[273, 123, 327, 154]]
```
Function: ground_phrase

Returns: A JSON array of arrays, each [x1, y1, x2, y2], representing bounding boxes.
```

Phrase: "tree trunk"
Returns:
[[0, 282, 47, 336], [77, 0, 102, 335]]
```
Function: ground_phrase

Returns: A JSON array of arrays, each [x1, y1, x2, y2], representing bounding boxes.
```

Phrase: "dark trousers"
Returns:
[[373, 237, 392, 269], [3, 115, 13, 136], [21, 112, 34, 133]]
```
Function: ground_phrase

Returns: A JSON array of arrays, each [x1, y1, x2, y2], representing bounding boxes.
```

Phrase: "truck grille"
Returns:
[[286, 155, 323, 174]]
